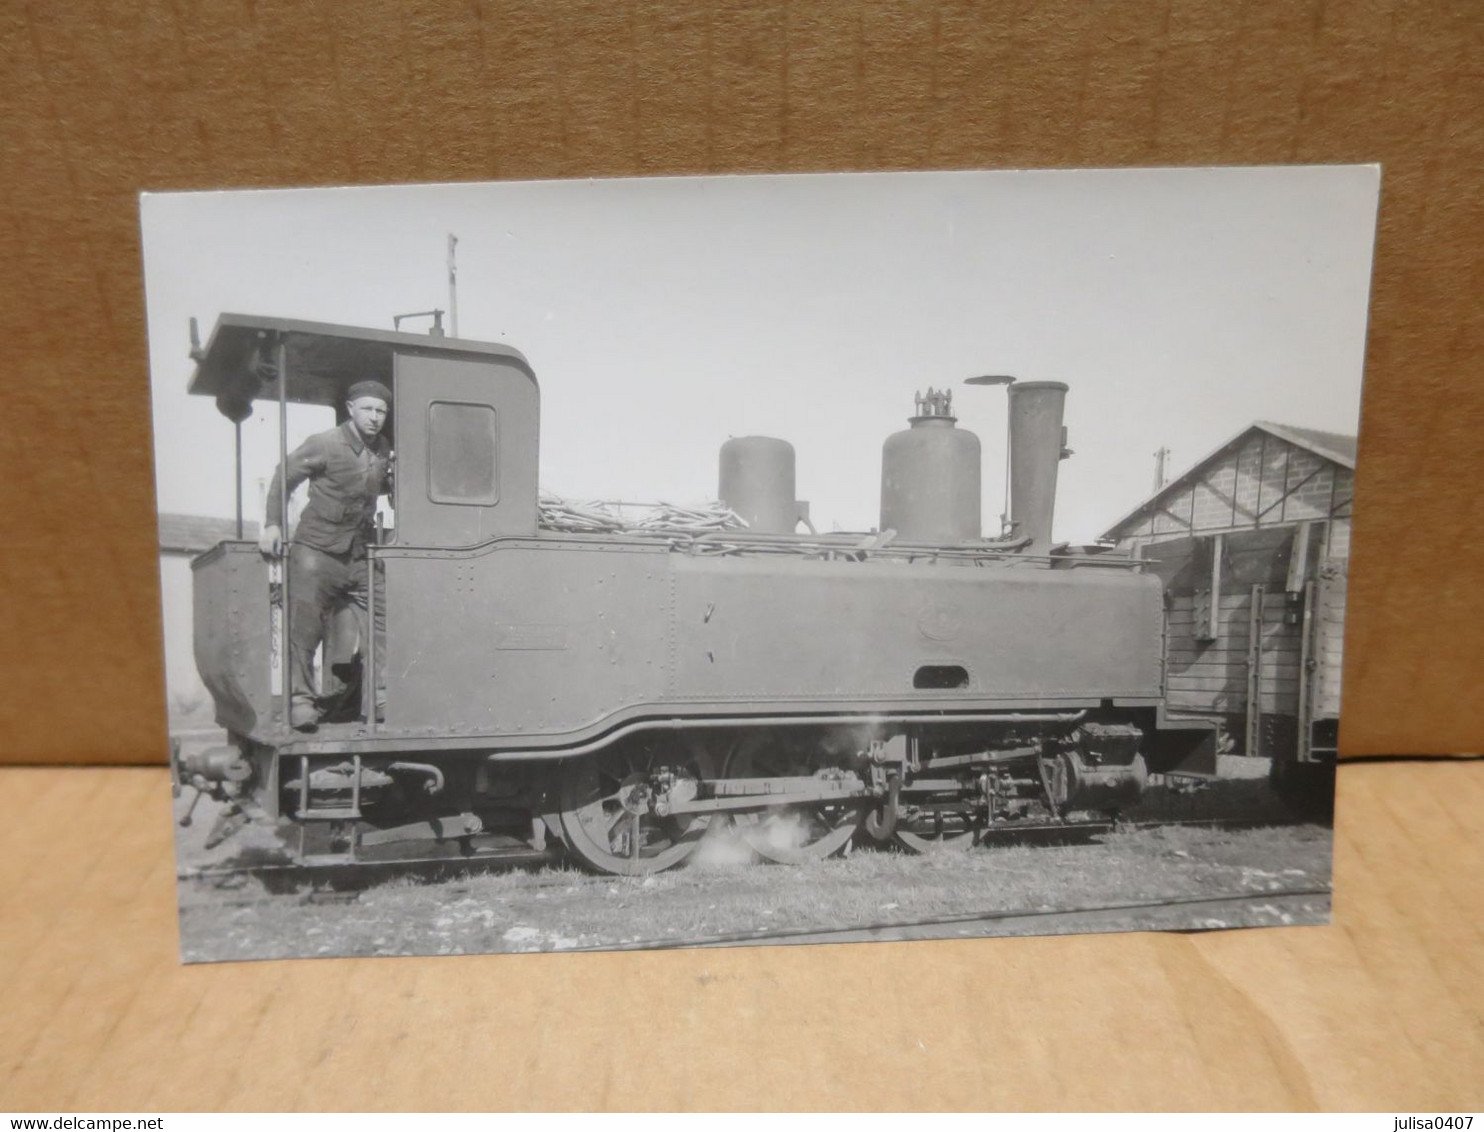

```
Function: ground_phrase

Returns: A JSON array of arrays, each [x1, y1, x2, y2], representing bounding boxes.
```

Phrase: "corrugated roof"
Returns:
[[1099, 420, 1357, 540], [1253, 421, 1357, 470], [158, 513, 258, 554]]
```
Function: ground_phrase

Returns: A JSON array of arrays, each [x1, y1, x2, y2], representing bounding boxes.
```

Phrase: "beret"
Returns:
[[347, 380, 393, 405]]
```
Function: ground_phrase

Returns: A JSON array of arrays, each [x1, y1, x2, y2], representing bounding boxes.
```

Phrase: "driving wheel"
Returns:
[[721, 734, 867, 864], [558, 736, 718, 875]]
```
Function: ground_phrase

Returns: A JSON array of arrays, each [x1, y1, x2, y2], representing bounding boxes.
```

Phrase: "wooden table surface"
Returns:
[[1, 759, 1479, 1112]]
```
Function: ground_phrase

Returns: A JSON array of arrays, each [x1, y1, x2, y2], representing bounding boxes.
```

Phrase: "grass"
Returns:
[[179, 819, 1332, 961]]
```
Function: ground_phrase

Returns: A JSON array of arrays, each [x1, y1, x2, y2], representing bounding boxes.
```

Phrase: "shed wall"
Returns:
[[1165, 591, 1301, 716], [1109, 432, 1354, 556]]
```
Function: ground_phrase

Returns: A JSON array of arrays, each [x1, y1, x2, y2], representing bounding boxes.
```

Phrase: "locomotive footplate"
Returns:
[[359, 812, 484, 847]]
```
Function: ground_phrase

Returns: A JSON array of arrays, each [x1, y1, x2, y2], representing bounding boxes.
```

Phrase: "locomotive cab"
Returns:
[[186, 313, 538, 742]]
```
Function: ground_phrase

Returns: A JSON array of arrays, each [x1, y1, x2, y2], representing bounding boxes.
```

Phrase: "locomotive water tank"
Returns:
[[879, 388, 981, 542], [719, 435, 801, 534]]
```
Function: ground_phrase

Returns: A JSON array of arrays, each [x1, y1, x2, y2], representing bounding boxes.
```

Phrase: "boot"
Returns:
[[290, 700, 319, 732]]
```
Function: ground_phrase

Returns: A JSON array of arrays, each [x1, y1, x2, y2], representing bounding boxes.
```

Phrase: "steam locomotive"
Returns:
[[171, 314, 1216, 875]]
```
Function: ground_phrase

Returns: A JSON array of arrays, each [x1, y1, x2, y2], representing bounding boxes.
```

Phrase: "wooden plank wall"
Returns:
[[1143, 523, 1350, 737], [1313, 562, 1349, 720], [1167, 591, 1301, 718]]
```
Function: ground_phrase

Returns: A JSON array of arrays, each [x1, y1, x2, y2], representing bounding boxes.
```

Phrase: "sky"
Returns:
[[141, 166, 1379, 544]]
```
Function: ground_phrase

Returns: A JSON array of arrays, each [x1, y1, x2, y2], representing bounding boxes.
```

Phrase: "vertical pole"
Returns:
[[278, 337, 291, 731], [1255, 432, 1267, 524], [447, 233, 459, 339], [1245, 584, 1264, 757], [1279, 444, 1293, 523], [1285, 521, 1313, 594], [235, 420, 244, 539], [1157, 553, 1168, 693], [1001, 395, 1012, 536], [365, 514, 380, 734], [349, 756, 363, 862], [1207, 533, 1223, 643], [1297, 579, 1315, 764], [1229, 453, 1239, 527]]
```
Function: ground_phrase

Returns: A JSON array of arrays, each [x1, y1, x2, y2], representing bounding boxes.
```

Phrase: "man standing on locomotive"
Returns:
[[258, 380, 394, 732]]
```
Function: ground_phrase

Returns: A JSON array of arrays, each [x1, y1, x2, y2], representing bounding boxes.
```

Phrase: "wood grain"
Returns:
[[1, 1, 1481, 763], [0, 760, 1478, 1110]]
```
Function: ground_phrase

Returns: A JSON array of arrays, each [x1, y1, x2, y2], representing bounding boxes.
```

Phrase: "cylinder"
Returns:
[[1008, 381, 1068, 552], [880, 410, 982, 543], [1055, 752, 1148, 812], [719, 436, 799, 534]]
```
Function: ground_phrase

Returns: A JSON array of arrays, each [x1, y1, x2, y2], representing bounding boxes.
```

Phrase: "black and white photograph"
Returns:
[[143, 166, 1379, 962]]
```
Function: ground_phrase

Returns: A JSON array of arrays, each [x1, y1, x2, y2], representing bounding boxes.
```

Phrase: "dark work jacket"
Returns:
[[266, 420, 393, 556]]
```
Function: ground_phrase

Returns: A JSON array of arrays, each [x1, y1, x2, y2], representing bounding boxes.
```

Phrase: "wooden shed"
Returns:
[[1100, 422, 1355, 766]]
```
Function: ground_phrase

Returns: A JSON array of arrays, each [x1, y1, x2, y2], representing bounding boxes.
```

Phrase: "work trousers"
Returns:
[[287, 542, 385, 721]]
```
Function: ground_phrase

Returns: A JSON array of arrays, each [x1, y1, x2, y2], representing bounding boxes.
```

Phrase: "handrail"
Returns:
[[277, 336, 291, 732]]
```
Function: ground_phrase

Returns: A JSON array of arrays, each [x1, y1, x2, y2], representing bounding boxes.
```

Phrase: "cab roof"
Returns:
[[187, 313, 533, 416]]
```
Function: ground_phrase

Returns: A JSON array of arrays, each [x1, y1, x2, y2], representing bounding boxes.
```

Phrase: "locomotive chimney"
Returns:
[[1007, 381, 1070, 553]]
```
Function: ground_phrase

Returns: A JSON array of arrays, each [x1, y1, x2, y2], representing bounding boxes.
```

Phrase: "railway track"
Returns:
[[177, 814, 1322, 904], [179, 870, 1332, 954], [622, 887, 1333, 950]]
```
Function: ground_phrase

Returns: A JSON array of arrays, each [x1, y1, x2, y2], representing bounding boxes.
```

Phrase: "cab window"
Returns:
[[427, 400, 498, 505]]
